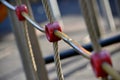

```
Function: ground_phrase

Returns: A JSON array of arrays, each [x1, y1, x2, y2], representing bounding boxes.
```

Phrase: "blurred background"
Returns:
[[0, 0, 120, 80]]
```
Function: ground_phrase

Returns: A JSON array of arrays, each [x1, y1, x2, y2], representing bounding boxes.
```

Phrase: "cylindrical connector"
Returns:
[[15, 4, 28, 21], [90, 50, 112, 78], [45, 22, 62, 42]]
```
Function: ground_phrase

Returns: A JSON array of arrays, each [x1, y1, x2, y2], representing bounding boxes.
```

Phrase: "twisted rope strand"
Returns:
[[53, 42, 64, 80], [80, 0, 101, 53], [41, 0, 64, 80]]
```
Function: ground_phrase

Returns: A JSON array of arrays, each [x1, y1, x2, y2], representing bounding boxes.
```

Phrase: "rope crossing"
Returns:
[[1, 0, 120, 80], [41, 0, 64, 80], [80, 1, 106, 80]]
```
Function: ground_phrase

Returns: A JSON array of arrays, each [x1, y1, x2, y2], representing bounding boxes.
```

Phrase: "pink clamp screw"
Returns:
[[45, 22, 62, 42], [90, 50, 112, 78], [15, 4, 28, 21]]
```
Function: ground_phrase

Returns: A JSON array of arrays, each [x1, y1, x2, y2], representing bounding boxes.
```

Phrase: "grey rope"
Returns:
[[80, 0, 101, 53], [41, 0, 64, 80], [41, 0, 54, 23], [53, 42, 64, 80], [23, 21, 37, 71]]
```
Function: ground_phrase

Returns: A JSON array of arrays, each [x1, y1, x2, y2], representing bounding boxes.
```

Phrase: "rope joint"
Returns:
[[15, 4, 28, 21], [90, 50, 112, 78], [45, 22, 62, 42]]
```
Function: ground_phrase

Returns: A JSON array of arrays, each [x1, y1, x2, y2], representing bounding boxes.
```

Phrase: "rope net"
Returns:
[[0, 0, 120, 80]]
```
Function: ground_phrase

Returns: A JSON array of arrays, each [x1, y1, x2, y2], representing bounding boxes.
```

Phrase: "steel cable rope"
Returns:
[[80, 0, 120, 80], [80, 0, 101, 53], [17, 0, 39, 80], [1, 0, 120, 79], [21, 0, 49, 80], [23, 21, 39, 79], [41, 0, 64, 80]]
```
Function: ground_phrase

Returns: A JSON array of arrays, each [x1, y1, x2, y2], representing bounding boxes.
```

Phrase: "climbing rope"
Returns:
[[53, 42, 64, 80], [79, 1, 107, 79], [41, 0, 64, 80], [1, 0, 120, 80], [80, 0, 101, 53], [80, 0, 120, 80], [16, 0, 39, 80], [102, 63, 120, 80]]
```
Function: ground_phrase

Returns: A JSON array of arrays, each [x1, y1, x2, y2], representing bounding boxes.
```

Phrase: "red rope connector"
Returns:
[[90, 50, 112, 78], [45, 22, 62, 42], [15, 4, 28, 21]]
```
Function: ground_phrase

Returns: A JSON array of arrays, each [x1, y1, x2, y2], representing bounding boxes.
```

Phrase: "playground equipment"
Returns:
[[0, 0, 120, 80]]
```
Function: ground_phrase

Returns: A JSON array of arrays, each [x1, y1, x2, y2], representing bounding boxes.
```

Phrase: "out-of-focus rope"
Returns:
[[17, 0, 39, 79], [80, 1, 108, 80], [23, 21, 37, 71], [80, 0, 101, 53], [41, 0, 54, 23], [102, 63, 120, 80], [80, 0, 120, 80]]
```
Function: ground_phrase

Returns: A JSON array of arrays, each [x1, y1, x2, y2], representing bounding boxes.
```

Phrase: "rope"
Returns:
[[102, 63, 120, 80], [1, 0, 120, 79], [16, 0, 39, 79], [80, 0, 101, 53], [41, 0, 64, 80], [41, 0, 54, 23], [23, 21, 37, 71], [53, 42, 64, 80], [80, 0, 107, 80], [16, 0, 38, 74]]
